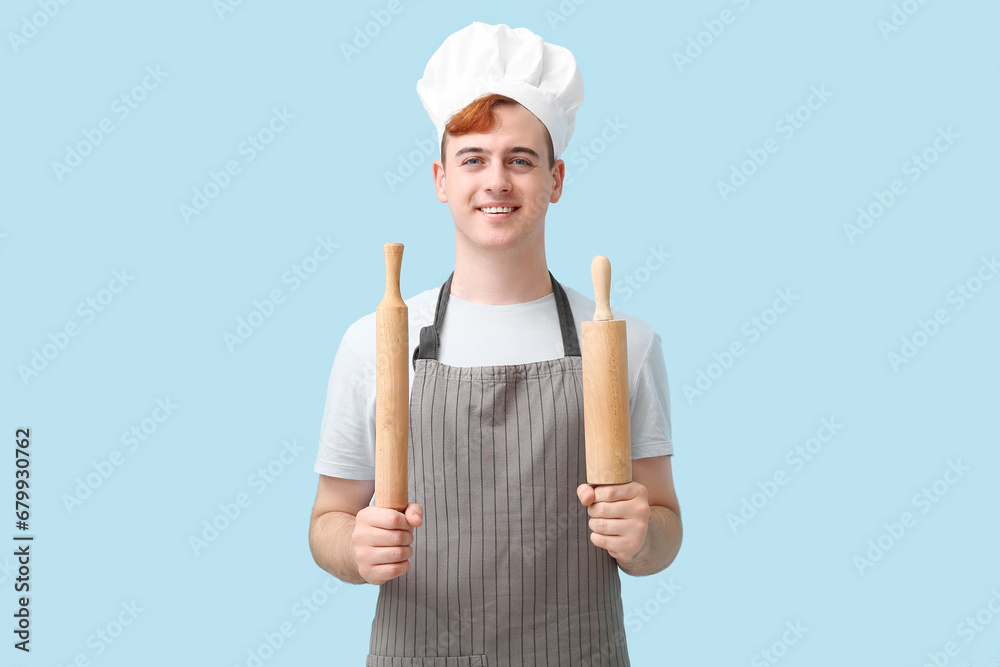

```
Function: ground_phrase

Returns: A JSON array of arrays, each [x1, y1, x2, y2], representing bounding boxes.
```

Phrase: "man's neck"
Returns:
[[450, 244, 551, 305]]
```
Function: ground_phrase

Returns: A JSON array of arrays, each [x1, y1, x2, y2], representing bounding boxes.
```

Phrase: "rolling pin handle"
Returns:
[[383, 243, 404, 300], [592, 255, 613, 321]]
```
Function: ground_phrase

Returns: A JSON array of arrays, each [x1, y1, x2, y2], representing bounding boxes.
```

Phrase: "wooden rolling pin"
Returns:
[[374, 243, 409, 511], [582, 255, 632, 485]]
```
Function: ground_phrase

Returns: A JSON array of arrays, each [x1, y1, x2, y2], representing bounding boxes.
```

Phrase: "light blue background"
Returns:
[[3, 0, 998, 665]]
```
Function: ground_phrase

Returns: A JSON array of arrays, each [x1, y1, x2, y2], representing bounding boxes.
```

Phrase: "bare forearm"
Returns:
[[309, 511, 366, 585], [617, 506, 682, 577]]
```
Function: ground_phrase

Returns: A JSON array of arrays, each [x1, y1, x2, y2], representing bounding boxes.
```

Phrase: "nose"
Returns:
[[483, 161, 511, 193]]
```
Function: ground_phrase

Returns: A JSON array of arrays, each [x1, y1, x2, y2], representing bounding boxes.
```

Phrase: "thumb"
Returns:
[[405, 503, 423, 528]]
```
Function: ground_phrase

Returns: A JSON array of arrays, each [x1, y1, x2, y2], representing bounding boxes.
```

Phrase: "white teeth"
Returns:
[[481, 206, 515, 214]]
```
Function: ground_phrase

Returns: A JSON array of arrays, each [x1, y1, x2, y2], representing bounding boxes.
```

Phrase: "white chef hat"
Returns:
[[416, 22, 584, 159]]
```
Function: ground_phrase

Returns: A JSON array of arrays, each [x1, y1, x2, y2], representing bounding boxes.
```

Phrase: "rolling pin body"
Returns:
[[582, 255, 632, 485], [375, 243, 409, 510]]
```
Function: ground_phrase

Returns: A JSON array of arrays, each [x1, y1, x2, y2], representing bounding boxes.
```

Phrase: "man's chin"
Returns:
[[454, 216, 543, 253], [456, 230, 523, 254]]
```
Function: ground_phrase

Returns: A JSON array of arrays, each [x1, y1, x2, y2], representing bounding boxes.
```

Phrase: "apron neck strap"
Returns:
[[413, 271, 581, 367]]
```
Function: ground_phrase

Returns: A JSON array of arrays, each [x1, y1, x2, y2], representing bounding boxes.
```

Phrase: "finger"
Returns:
[[589, 530, 638, 560], [405, 503, 423, 528], [368, 544, 413, 565], [367, 527, 414, 548], [589, 531, 609, 551], [594, 482, 645, 503], [361, 506, 412, 531], [588, 517, 630, 537], [588, 502, 625, 520], [354, 530, 411, 555], [577, 483, 596, 506], [365, 560, 410, 585], [587, 498, 645, 519]]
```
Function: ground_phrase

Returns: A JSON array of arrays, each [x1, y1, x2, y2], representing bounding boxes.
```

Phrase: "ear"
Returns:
[[432, 159, 448, 203], [549, 159, 566, 204]]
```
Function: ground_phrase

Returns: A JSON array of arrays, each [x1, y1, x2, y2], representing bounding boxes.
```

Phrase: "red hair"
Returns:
[[442, 93, 555, 167]]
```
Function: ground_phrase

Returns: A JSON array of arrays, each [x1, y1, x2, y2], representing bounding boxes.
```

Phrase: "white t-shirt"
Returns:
[[314, 283, 673, 480]]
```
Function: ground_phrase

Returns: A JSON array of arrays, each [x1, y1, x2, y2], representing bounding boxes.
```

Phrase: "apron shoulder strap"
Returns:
[[411, 270, 581, 369], [412, 272, 454, 369], [550, 272, 581, 358]]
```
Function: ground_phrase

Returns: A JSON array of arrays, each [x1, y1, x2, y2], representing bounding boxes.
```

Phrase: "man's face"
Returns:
[[432, 103, 565, 255]]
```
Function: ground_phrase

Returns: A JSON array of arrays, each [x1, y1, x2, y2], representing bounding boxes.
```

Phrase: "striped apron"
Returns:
[[366, 272, 630, 667]]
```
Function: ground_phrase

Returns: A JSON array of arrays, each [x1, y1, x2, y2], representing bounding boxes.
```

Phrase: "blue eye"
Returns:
[[462, 157, 482, 165]]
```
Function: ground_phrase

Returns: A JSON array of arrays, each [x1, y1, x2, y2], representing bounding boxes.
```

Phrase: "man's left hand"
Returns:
[[576, 482, 650, 564]]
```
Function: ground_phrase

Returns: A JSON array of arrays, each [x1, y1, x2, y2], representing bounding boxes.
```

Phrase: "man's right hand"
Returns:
[[351, 503, 423, 585]]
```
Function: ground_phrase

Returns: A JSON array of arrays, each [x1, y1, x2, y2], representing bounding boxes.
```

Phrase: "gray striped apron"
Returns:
[[367, 272, 630, 667]]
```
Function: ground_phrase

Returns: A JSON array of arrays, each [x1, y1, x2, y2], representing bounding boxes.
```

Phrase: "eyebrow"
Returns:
[[454, 146, 541, 160]]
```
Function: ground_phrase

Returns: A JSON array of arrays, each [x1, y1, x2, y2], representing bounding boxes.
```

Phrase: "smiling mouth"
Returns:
[[479, 206, 519, 214]]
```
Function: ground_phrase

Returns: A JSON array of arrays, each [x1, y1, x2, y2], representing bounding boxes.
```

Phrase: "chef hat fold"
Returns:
[[416, 22, 584, 159]]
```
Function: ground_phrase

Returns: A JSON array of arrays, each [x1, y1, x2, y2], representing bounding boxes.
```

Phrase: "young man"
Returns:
[[309, 22, 681, 666]]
